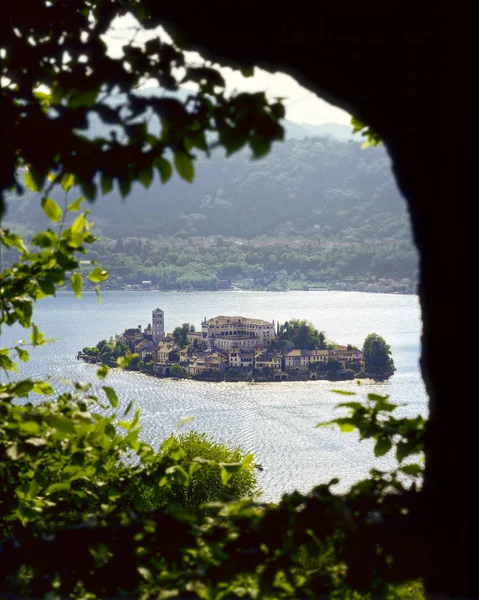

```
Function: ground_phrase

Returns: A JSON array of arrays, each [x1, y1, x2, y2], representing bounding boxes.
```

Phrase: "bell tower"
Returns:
[[152, 308, 165, 344]]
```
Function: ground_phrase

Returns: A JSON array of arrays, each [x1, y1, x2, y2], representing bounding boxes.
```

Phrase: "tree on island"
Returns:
[[171, 363, 183, 378], [173, 323, 192, 348], [279, 319, 327, 350], [362, 333, 395, 375]]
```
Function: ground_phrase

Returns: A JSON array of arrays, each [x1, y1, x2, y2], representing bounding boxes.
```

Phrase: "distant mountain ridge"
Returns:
[[87, 86, 359, 143], [5, 133, 412, 248]]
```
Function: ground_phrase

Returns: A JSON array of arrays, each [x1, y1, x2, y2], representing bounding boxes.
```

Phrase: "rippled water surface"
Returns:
[[1, 291, 427, 500]]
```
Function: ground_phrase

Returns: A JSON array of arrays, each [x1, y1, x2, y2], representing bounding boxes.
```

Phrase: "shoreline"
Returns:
[[64, 287, 417, 296], [78, 354, 393, 384]]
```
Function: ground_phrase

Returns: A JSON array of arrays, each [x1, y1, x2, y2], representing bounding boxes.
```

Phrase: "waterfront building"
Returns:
[[155, 341, 180, 363], [228, 348, 255, 369], [187, 351, 228, 376], [255, 351, 283, 371], [284, 349, 311, 370], [134, 339, 156, 359]]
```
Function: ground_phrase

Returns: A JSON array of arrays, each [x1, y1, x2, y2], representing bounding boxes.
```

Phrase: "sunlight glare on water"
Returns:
[[1, 290, 427, 501]]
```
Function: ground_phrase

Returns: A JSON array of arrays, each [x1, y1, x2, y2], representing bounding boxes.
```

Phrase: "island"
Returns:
[[79, 308, 395, 382]]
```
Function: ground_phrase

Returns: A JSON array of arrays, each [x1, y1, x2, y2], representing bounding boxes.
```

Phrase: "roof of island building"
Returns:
[[156, 341, 180, 354], [203, 316, 273, 326], [285, 349, 315, 357]]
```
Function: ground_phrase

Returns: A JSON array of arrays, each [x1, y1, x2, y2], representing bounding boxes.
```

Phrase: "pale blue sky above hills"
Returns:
[[103, 14, 352, 126]]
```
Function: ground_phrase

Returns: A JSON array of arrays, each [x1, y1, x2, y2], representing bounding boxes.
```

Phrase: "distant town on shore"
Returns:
[[79, 309, 396, 382]]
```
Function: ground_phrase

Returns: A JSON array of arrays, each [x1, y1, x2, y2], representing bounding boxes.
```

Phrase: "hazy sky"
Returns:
[[103, 15, 352, 126]]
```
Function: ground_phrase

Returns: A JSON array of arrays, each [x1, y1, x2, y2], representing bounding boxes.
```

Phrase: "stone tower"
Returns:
[[152, 308, 165, 344]]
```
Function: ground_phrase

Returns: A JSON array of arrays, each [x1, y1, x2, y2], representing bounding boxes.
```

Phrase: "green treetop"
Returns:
[[362, 333, 395, 375], [173, 323, 193, 348], [279, 319, 327, 350]]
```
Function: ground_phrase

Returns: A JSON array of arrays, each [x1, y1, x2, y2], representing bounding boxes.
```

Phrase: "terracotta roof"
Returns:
[[205, 315, 273, 326], [157, 342, 180, 353], [285, 349, 311, 357]]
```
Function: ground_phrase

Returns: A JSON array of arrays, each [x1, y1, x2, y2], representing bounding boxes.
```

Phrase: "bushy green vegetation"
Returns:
[[5, 138, 411, 242], [49, 234, 415, 291], [173, 322, 194, 347], [278, 319, 328, 349], [363, 333, 396, 376], [4, 136, 418, 291], [0, 4, 428, 595], [136, 431, 258, 512]]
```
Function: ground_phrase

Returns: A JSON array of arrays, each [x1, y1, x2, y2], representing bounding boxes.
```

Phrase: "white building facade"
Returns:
[[201, 315, 275, 348]]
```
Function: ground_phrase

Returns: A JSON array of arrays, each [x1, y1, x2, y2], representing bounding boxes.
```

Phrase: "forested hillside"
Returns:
[[3, 135, 417, 291]]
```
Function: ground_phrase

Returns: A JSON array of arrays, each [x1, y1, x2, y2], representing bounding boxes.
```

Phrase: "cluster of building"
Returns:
[[118, 308, 365, 379]]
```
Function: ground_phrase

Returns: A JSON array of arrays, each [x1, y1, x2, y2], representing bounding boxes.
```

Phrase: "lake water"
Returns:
[[1, 290, 428, 501]]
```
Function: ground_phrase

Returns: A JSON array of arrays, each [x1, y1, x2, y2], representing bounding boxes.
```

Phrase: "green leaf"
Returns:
[[367, 393, 390, 403], [153, 157, 173, 183], [24, 169, 42, 192], [139, 165, 153, 189], [374, 437, 393, 457], [46, 482, 71, 495], [351, 116, 366, 134], [88, 268, 109, 283], [67, 196, 84, 212], [102, 386, 118, 408], [12, 380, 34, 396], [396, 440, 420, 463], [137, 566, 153, 582], [0, 354, 17, 373], [19, 420, 40, 434], [332, 390, 357, 396], [32, 381, 54, 395], [61, 173, 75, 192], [68, 88, 99, 108], [71, 213, 87, 235], [108, 487, 122, 501], [41, 197, 62, 222], [46, 414, 76, 433], [174, 152, 195, 183], [27, 479, 40, 500], [32, 231, 58, 248], [38, 278, 56, 295], [161, 435, 175, 452], [242, 453, 255, 469], [70, 272, 82, 298], [166, 465, 189, 486], [0, 230, 28, 252], [97, 365, 109, 380], [30, 324, 45, 346], [117, 354, 136, 369], [15, 347, 29, 362], [220, 462, 244, 484], [400, 463, 423, 477], [337, 422, 356, 433], [101, 174, 113, 195], [118, 178, 131, 198], [241, 66, 255, 77], [123, 400, 133, 417], [336, 401, 364, 410]]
